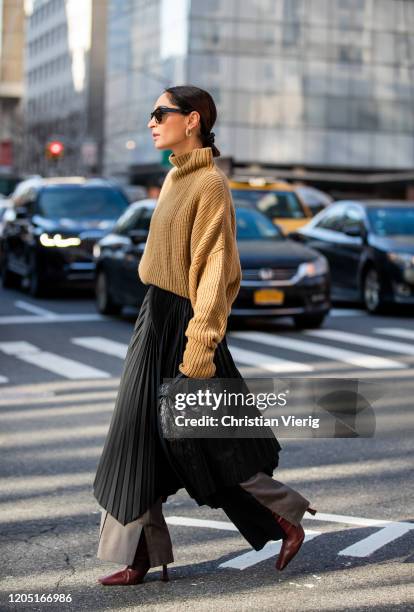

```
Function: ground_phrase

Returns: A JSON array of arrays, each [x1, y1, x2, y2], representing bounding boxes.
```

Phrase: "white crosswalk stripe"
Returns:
[[71, 337, 128, 358], [227, 345, 313, 373], [219, 531, 322, 570], [374, 327, 414, 342], [0, 313, 106, 325], [0, 341, 110, 380], [337, 522, 413, 558], [307, 329, 414, 356], [230, 331, 407, 370]]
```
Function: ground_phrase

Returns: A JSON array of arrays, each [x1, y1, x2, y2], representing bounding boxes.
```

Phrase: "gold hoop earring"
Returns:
[[185, 127, 192, 137]]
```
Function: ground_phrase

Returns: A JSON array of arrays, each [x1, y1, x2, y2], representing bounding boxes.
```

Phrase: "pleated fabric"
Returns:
[[93, 284, 281, 527]]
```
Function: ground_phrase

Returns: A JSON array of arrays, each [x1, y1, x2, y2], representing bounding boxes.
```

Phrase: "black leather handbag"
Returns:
[[158, 372, 223, 439]]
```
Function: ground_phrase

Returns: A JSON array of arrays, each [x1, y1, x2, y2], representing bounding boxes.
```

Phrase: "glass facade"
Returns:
[[104, 0, 414, 178], [105, 0, 189, 178]]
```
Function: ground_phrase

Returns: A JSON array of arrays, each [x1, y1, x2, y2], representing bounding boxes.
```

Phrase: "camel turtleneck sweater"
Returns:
[[138, 146, 242, 378]]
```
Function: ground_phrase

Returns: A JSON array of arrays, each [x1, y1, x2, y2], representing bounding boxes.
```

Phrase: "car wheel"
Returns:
[[96, 269, 122, 315], [293, 313, 326, 329], [1, 253, 20, 289], [363, 267, 384, 314]]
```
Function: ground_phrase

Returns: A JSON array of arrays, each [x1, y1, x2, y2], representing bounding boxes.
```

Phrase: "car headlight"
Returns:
[[39, 233, 81, 248], [298, 257, 328, 278], [387, 252, 414, 268]]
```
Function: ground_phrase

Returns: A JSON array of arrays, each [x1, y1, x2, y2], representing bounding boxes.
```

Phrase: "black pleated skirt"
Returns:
[[93, 284, 282, 539]]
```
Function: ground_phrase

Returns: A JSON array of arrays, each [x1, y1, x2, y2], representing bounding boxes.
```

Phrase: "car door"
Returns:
[[121, 206, 153, 304], [332, 205, 366, 297], [6, 190, 36, 277], [295, 204, 354, 298]]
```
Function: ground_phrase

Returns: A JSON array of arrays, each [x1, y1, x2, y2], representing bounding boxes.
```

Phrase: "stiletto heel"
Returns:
[[161, 564, 169, 582], [306, 506, 317, 515]]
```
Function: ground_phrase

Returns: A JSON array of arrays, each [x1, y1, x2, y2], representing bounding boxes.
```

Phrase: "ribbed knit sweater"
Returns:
[[138, 146, 242, 378]]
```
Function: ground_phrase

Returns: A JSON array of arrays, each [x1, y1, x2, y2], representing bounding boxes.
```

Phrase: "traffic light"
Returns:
[[45, 140, 64, 160]]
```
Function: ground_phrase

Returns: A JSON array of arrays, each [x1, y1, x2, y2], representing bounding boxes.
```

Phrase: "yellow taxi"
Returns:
[[229, 177, 312, 235]]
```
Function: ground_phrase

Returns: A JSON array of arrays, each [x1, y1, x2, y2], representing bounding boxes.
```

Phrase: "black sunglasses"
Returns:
[[150, 105, 191, 124]]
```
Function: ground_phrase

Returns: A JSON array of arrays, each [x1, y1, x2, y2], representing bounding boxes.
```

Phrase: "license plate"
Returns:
[[254, 289, 285, 305]]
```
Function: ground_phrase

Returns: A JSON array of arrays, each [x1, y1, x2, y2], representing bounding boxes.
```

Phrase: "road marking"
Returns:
[[14, 300, 57, 317], [304, 512, 392, 528], [166, 513, 414, 566], [219, 531, 321, 570], [228, 345, 314, 373], [307, 329, 414, 356], [0, 341, 110, 379], [338, 523, 413, 557], [328, 309, 366, 317], [375, 328, 414, 342], [0, 314, 106, 325], [71, 337, 128, 358], [166, 516, 239, 531], [231, 331, 406, 370]]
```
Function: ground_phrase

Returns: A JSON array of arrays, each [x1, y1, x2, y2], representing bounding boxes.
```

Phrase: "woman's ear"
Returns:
[[188, 110, 201, 130]]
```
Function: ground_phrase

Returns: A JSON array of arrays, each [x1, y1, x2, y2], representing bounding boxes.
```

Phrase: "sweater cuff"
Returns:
[[178, 336, 216, 378]]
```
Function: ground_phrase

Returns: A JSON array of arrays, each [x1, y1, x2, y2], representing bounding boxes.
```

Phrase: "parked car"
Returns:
[[94, 200, 330, 328], [229, 177, 313, 235], [0, 177, 130, 296], [289, 199, 414, 313]]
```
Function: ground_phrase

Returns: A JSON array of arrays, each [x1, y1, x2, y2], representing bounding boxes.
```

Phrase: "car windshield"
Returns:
[[232, 189, 306, 219], [367, 207, 414, 237], [235, 207, 284, 240], [38, 187, 129, 220]]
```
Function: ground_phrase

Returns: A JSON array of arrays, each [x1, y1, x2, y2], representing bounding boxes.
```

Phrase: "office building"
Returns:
[[24, 0, 107, 175]]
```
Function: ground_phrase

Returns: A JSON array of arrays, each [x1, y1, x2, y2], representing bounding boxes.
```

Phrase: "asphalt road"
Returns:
[[0, 285, 413, 612]]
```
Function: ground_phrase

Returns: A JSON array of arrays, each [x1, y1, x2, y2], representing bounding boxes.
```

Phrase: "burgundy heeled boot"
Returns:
[[97, 529, 169, 585], [274, 506, 317, 571]]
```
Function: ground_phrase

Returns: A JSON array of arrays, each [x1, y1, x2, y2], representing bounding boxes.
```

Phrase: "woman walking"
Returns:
[[93, 85, 316, 586]]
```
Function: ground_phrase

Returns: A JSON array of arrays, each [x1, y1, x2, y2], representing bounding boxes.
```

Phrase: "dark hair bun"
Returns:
[[206, 131, 215, 145]]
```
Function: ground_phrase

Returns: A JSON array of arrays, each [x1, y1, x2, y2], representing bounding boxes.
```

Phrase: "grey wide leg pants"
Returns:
[[97, 471, 310, 567]]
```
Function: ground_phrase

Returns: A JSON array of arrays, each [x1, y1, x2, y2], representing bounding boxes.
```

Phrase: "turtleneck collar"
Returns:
[[168, 146, 214, 177]]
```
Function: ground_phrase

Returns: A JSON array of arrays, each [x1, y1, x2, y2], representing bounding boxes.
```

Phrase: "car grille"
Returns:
[[242, 267, 298, 281]]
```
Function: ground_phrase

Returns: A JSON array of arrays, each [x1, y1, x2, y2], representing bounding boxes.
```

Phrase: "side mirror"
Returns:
[[344, 224, 363, 238], [128, 228, 148, 244]]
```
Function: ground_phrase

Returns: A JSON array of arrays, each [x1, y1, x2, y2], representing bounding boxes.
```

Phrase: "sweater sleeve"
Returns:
[[178, 176, 241, 378]]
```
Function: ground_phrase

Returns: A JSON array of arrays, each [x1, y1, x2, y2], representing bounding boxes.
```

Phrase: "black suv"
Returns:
[[1, 177, 129, 296]]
